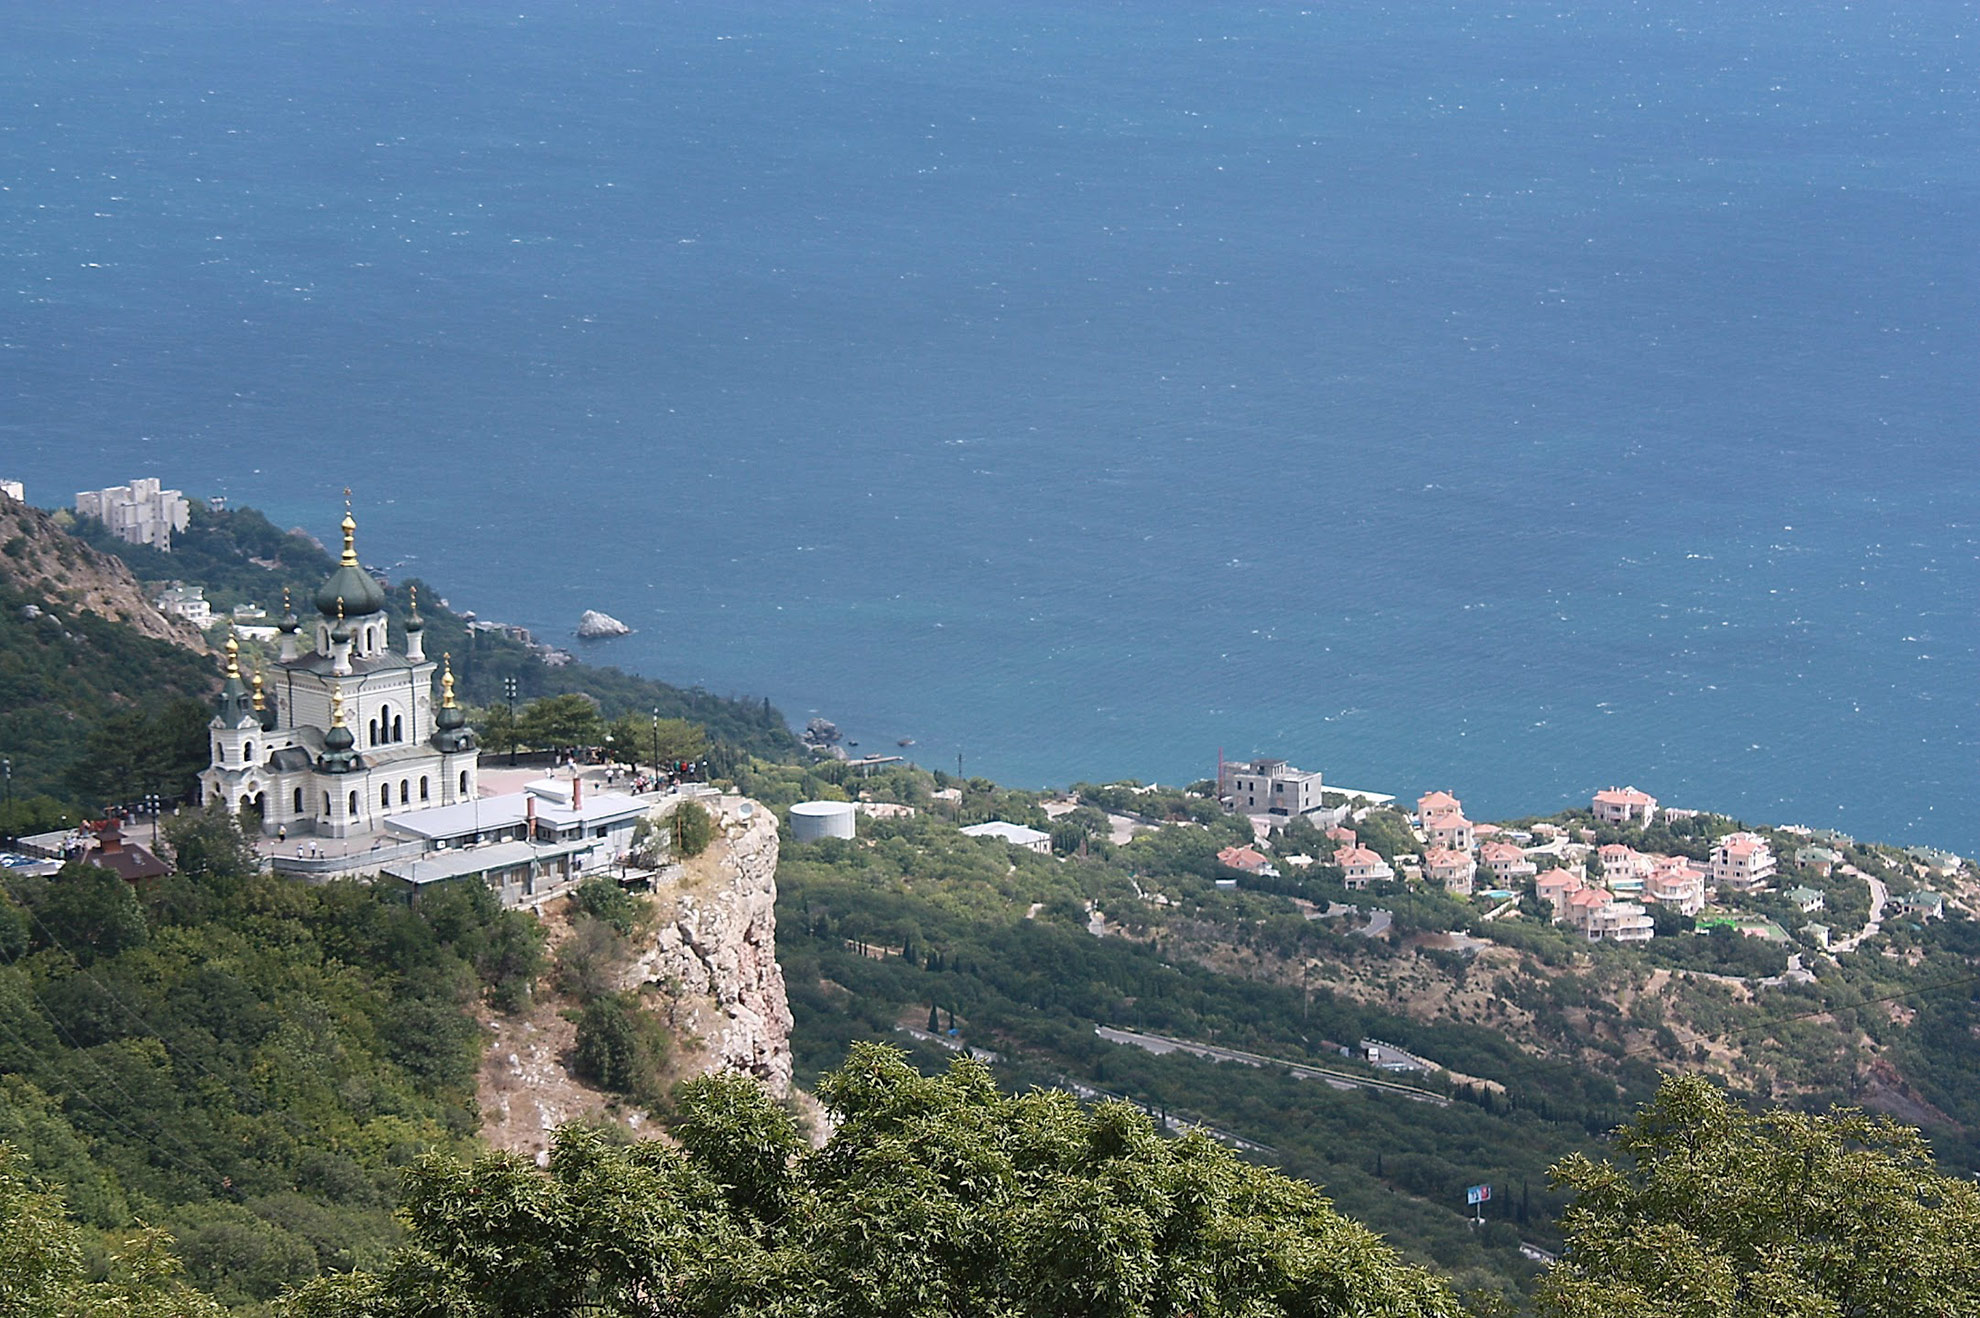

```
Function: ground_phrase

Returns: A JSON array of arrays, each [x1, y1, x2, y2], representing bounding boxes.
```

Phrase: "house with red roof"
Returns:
[[1216, 844, 1273, 874], [1422, 847, 1476, 896], [1644, 859, 1707, 916], [1537, 868, 1585, 921], [1708, 832, 1776, 894], [1422, 812, 1475, 852], [1478, 841, 1536, 883], [1592, 786, 1658, 825], [1337, 845, 1395, 891]]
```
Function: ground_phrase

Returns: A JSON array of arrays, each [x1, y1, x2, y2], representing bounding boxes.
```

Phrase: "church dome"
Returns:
[[314, 508, 386, 618]]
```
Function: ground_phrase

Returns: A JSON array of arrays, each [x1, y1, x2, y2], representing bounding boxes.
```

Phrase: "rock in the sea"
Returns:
[[576, 609, 632, 639]]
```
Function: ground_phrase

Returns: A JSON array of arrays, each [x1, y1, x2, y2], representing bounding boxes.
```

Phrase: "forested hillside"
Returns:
[[0, 808, 543, 1307]]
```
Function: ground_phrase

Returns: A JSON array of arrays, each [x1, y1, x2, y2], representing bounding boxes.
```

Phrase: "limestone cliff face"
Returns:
[[632, 795, 795, 1096], [0, 499, 208, 651]]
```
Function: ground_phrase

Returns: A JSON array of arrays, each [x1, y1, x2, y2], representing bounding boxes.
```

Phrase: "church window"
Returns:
[[459, 770, 470, 796], [380, 784, 391, 810], [419, 775, 430, 801], [348, 790, 359, 816], [392, 714, 403, 742], [399, 779, 409, 805], [294, 787, 304, 814], [368, 718, 378, 747], [244, 741, 255, 763], [323, 793, 331, 816]]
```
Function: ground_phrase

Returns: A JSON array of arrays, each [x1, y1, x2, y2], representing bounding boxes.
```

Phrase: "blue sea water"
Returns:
[[3, 2, 1975, 850]]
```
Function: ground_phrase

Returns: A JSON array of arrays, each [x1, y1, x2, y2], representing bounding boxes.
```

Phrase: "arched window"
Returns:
[[293, 787, 304, 814], [380, 783, 391, 810], [419, 776, 430, 801], [399, 779, 410, 805], [323, 793, 331, 816], [459, 770, 470, 796], [392, 714, 403, 742], [348, 790, 359, 816], [244, 741, 255, 763], [368, 718, 378, 747]]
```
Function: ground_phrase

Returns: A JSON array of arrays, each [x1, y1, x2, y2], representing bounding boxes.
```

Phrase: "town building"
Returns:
[[1421, 811, 1474, 853], [1477, 841, 1536, 884], [1784, 885, 1826, 914], [200, 505, 479, 839], [75, 478, 190, 551], [1337, 845, 1395, 890], [1223, 758, 1325, 817], [59, 819, 170, 883], [154, 583, 214, 628], [1215, 844, 1274, 875], [1643, 860, 1707, 916], [1416, 790, 1462, 823], [1901, 890, 1945, 920], [1592, 786, 1658, 825], [1582, 898, 1655, 942], [1422, 847, 1476, 896], [1795, 845, 1842, 877], [0, 479, 22, 503], [376, 776, 652, 906], [1708, 832, 1777, 894], [961, 821, 1052, 854], [1537, 868, 1584, 920]]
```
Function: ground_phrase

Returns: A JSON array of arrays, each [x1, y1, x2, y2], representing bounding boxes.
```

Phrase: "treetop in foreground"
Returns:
[[1539, 1074, 1980, 1318], [288, 1043, 1460, 1317]]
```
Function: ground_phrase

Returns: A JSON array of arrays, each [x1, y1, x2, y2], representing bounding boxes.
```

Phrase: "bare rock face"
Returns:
[[576, 609, 632, 638], [632, 797, 794, 1096], [0, 500, 208, 652]]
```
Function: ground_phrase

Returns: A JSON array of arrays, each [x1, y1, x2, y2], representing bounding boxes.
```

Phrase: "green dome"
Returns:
[[316, 564, 384, 618], [314, 507, 386, 617]]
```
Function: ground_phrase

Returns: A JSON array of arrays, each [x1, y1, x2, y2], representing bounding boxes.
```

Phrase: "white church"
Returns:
[[200, 504, 480, 837]]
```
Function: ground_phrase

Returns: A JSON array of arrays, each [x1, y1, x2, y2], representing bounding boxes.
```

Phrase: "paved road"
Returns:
[[1096, 1026, 1451, 1107], [1829, 865, 1889, 954], [1308, 902, 1392, 938]]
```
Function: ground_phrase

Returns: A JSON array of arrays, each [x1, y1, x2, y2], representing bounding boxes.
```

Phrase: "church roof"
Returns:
[[314, 506, 387, 618], [279, 649, 421, 677]]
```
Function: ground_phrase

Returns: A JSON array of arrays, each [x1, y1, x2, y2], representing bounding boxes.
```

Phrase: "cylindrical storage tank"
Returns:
[[788, 800, 857, 842]]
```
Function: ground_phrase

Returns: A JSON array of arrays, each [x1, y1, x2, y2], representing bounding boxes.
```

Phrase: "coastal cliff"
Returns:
[[634, 795, 795, 1094], [477, 794, 795, 1158]]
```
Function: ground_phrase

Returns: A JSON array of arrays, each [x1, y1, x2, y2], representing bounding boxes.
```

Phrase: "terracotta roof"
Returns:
[[1594, 786, 1656, 806], [1479, 841, 1525, 863], [1217, 845, 1270, 871], [1337, 846, 1387, 869], [1417, 791, 1461, 816]]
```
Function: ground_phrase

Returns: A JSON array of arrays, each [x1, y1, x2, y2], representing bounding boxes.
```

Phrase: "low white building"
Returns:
[[961, 820, 1052, 854], [155, 584, 214, 628], [76, 477, 190, 551], [0, 479, 22, 503], [1583, 899, 1655, 942]]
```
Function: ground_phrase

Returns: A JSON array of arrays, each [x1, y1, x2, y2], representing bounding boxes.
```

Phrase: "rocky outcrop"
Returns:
[[0, 499, 208, 651], [632, 796, 794, 1095], [576, 609, 632, 638]]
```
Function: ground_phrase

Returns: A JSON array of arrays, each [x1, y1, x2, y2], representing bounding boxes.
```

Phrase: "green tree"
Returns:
[[0, 1143, 222, 1317], [517, 693, 605, 754], [1538, 1075, 1980, 1318], [672, 802, 714, 858], [571, 993, 671, 1108], [605, 713, 706, 770], [470, 702, 521, 757], [287, 1046, 1460, 1317]]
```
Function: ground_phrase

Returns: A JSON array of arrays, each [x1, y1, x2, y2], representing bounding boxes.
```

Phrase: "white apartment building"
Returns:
[[76, 478, 190, 550], [1708, 832, 1777, 893]]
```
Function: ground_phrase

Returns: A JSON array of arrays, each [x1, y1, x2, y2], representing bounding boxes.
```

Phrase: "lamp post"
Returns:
[[651, 709, 660, 780], [143, 793, 160, 848], [503, 676, 519, 766]]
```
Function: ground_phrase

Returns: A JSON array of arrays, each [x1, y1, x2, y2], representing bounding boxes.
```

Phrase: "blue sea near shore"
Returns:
[[3, 2, 1975, 850]]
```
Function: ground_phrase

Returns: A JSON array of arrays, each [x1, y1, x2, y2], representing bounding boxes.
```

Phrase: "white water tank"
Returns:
[[789, 800, 856, 842]]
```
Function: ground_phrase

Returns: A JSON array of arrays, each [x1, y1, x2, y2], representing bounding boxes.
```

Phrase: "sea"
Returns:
[[3, 2, 1975, 852]]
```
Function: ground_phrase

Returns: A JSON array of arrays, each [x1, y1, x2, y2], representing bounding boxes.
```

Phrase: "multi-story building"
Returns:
[[1583, 898, 1655, 942], [1708, 832, 1777, 893], [154, 584, 213, 628], [75, 478, 190, 551], [1422, 847, 1476, 896], [1422, 811, 1474, 853], [1478, 840, 1536, 884], [1337, 845, 1395, 890], [1223, 758, 1325, 817], [1644, 860, 1707, 916], [1592, 785, 1658, 825]]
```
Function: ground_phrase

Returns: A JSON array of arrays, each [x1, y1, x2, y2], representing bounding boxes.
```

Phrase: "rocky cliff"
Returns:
[[0, 498, 208, 651], [477, 793, 795, 1158], [632, 795, 795, 1095]]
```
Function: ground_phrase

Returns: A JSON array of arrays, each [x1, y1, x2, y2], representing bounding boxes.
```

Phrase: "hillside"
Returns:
[[0, 497, 207, 651], [741, 757, 1980, 1301]]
